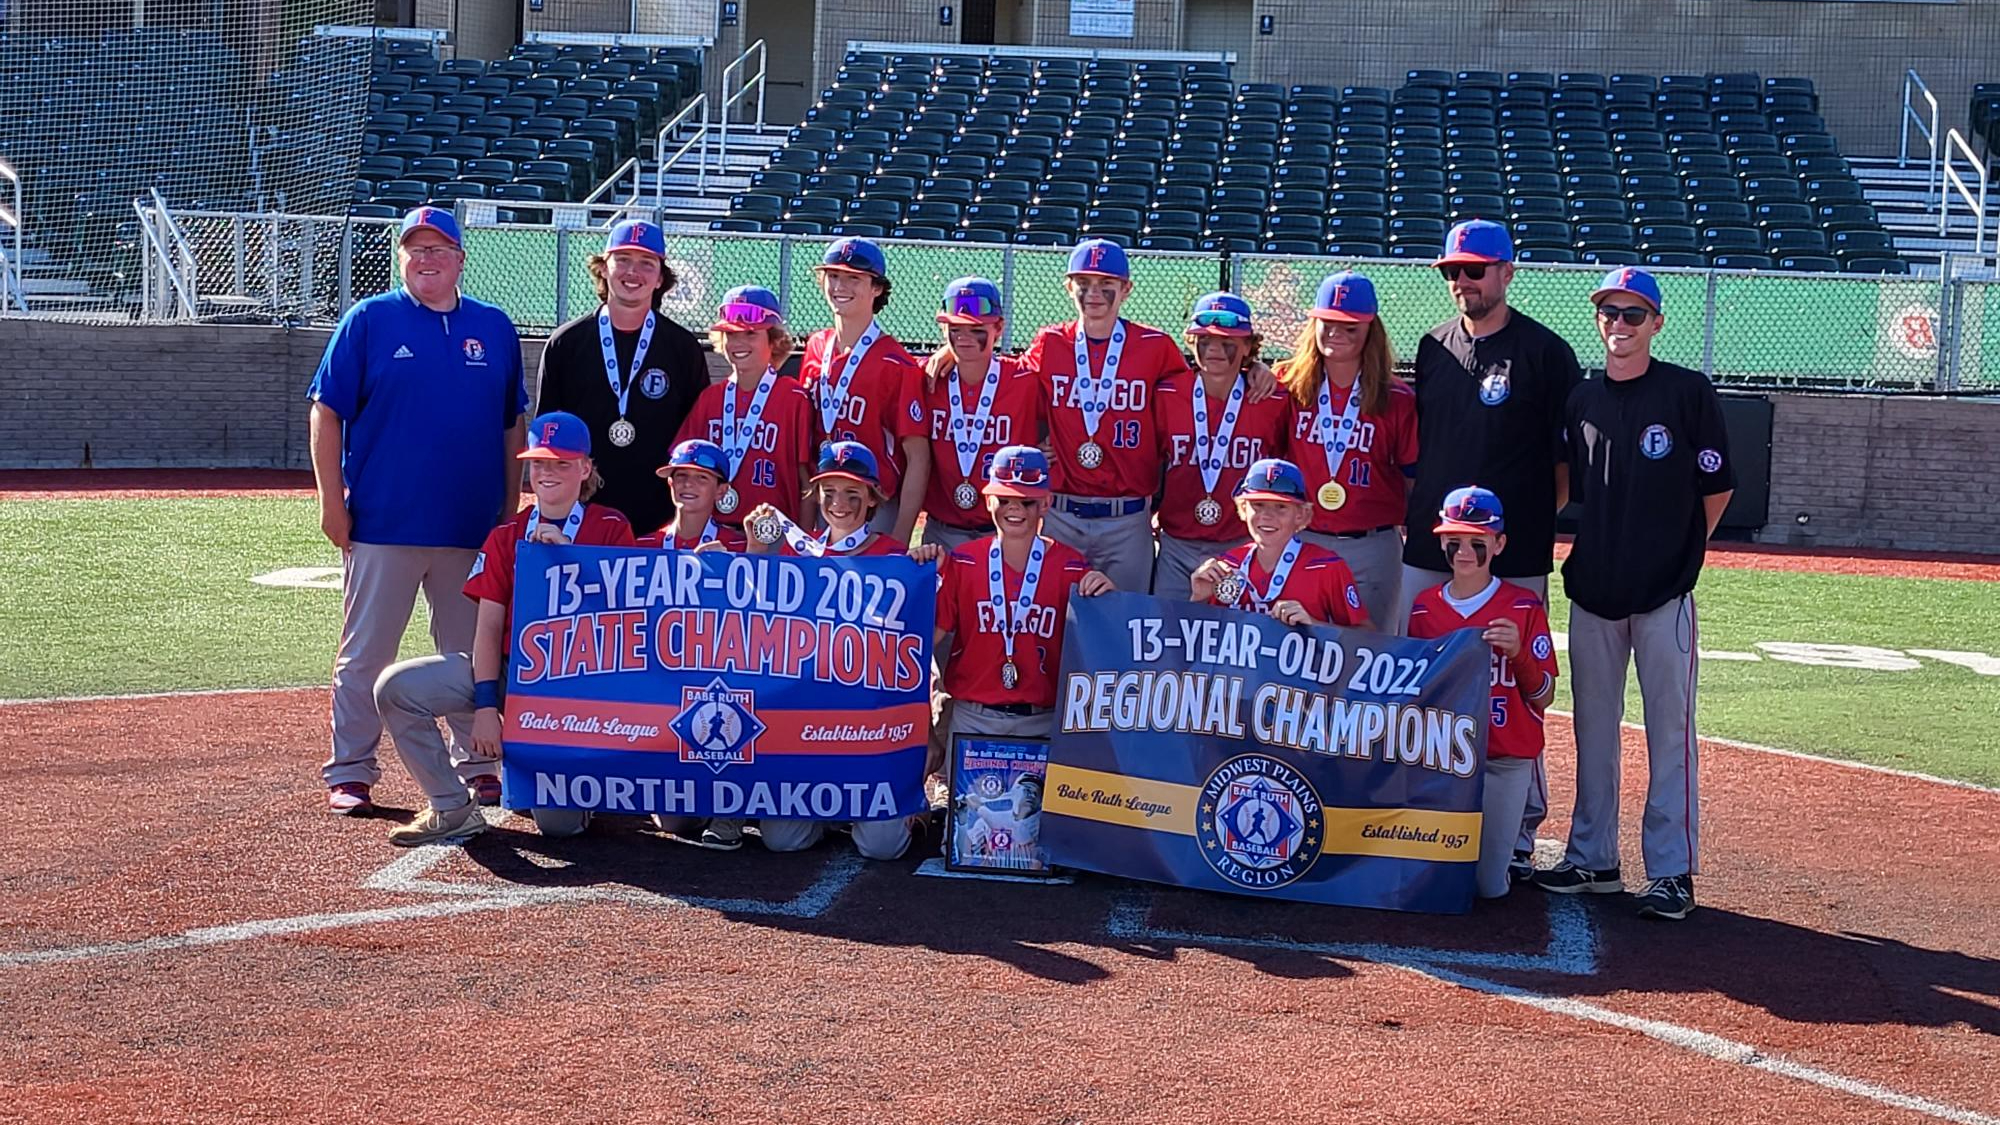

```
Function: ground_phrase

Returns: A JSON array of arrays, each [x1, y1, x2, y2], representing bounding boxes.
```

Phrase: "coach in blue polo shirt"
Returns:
[[306, 206, 529, 816]]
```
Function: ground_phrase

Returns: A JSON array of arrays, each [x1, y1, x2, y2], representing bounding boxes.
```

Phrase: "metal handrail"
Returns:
[[654, 93, 713, 203], [719, 39, 768, 171], [1900, 69, 1940, 208], [0, 158, 25, 313], [1940, 128, 1990, 255], [131, 198, 198, 317], [582, 155, 644, 213], [150, 189, 203, 290]]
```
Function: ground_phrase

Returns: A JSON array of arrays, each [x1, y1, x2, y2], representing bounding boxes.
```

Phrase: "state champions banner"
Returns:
[[1042, 592, 1491, 914], [501, 542, 935, 821]]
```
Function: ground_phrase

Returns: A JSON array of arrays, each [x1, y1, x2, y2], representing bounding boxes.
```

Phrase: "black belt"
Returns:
[[1054, 495, 1148, 519], [972, 702, 1051, 717], [1329, 524, 1398, 540]]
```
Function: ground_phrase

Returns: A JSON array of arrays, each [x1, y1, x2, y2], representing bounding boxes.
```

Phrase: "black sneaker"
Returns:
[[1532, 861, 1624, 894], [1507, 850, 1535, 884], [1635, 875, 1696, 920]]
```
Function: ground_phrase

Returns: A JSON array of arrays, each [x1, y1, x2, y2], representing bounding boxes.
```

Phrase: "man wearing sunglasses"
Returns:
[[1537, 268, 1734, 922]]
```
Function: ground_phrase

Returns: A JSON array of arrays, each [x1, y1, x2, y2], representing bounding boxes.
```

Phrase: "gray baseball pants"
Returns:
[[1301, 526, 1403, 631], [1477, 756, 1541, 899], [1042, 496, 1154, 594], [1152, 532, 1230, 603], [1565, 594, 1702, 879]]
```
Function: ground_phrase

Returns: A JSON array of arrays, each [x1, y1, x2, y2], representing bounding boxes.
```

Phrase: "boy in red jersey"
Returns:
[[913, 445, 1112, 762], [376, 412, 636, 846], [674, 285, 818, 528], [1153, 292, 1292, 600], [637, 439, 747, 551], [1405, 486, 1559, 898], [917, 277, 1048, 553], [1190, 458, 1369, 629], [799, 238, 931, 541]]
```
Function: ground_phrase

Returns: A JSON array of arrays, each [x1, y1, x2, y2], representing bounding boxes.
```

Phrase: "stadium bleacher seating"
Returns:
[[356, 40, 703, 218], [729, 55, 1904, 274]]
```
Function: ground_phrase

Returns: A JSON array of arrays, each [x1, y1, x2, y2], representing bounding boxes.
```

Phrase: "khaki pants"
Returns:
[[323, 543, 479, 788]]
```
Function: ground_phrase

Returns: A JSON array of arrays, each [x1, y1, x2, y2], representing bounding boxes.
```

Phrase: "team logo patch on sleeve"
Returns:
[[909, 398, 925, 423], [468, 552, 485, 579], [1532, 634, 1552, 660], [1698, 447, 1724, 472], [1640, 424, 1673, 459], [1346, 585, 1362, 609]]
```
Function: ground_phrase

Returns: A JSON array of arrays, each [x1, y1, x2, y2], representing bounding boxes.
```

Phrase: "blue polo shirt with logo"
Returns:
[[307, 289, 529, 549]]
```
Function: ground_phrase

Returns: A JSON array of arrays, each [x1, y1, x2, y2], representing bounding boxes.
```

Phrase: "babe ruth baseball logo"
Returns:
[[1641, 424, 1674, 459], [640, 369, 669, 399], [463, 337, 487, 364], [1346, 585, 1362, 610], [669, 677, 766, 773], [1478, 364, 1511, 406], [1698, 447, 1724, 473], [1197, 755, 1323, 889], [468, 552, 486, 579], [1532, 634, 1552, 660]]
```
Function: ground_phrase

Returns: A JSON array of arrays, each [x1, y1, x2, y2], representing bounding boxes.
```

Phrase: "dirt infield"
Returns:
[[3, 690, 1996, 1124]]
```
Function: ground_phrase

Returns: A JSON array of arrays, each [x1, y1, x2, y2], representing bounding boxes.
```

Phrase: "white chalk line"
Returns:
[[0, 684, 317, 707], [1546, 710, 2000, 796]]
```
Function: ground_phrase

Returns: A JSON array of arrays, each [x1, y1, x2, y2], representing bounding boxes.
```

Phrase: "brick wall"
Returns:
[[1758, 393, 2000, 554], [3, 320, 1993, 554]]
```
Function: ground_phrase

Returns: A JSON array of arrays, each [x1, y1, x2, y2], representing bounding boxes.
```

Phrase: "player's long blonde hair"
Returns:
[[1278, 318, 1400, 417]]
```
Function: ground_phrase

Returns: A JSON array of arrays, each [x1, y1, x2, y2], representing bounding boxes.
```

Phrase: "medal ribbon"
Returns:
[[987, 535, 1047, 668], [774, 515, 872, 557], [524, 502, 586, 543], [719, 367, 779, 482], [675, 518, 719, 548], [1191, 373, 1246, 497], [596, 307, 657, 422], [1070, 321, 1127, 443], [1236, 537, 1303, 611], [1312, 378, 1366, 487], [815, 322, 880, 435], [947, 354, 1004, 482]]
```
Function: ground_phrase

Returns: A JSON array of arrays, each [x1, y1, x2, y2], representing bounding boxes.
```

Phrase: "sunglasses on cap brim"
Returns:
[[718, 301, 778, 325], [940, 291, 1002, 318], [1440, 501, 1502, 527], [1191, 308, 1252, 329]]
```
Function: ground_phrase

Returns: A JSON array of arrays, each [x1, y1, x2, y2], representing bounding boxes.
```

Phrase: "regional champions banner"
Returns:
[[1042, 593, 1491, 914], [501, 542, 934, 821]]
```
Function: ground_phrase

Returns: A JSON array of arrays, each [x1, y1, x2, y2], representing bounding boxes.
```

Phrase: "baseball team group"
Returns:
[[306, 206, 1735, 920]]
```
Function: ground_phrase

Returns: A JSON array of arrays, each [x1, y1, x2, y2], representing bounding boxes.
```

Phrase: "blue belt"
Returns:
[[1330, 524, 1399, 540], [1054, 495, 1148, 519]]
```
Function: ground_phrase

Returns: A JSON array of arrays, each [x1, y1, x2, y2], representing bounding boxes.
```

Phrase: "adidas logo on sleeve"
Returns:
[[393, 345, 415, 359]]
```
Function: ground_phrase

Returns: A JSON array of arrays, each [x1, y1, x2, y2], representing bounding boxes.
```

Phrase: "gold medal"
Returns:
[[1317, 481, 1347, 511]]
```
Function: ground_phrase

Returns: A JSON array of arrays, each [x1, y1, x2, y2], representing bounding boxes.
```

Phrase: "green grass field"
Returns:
[[3, 497, 1995, 786]]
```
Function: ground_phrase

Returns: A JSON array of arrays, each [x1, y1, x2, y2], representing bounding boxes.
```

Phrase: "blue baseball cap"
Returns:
[[1435, 486, 1506, 535], [938, 276, 1005, 324], [817, 236, 888, 277], [1309, 271, 1379, 323], [811, 440, 884, 495], [1066, 238, 1131, 280], [984, 445, 1052, 498], [604, 219, 665, 258], [1435, 218, 1514, 266], [1188, 292, 1254, 337], [1590, 266, 1664, 313], [711, 284, 784, 331], [657, 438, 729, 480], [1235, 458, 1311, 504], [520, 411, 591, 460], [399, 206, 462, 247]]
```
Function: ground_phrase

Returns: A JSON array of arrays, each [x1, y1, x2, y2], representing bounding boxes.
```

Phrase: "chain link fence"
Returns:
[[92, 211, 2000, 392]]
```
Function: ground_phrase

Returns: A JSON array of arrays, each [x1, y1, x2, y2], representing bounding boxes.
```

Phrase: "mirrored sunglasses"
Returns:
[[996, 463, 1048, 486], [943, 290, 1002, 317], [720, 301, 778, 325], [1443, 501, 1501, 526], [1192, 308, 1250, 329]]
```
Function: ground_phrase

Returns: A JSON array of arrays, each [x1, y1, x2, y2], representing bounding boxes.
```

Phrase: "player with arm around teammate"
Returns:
[[911, 445, 1113, 781], [916, 277, 1049, 554], [730, 441, 916, 858], [1406, 487, 1559, 898], [375, 412, 636, 846], [1191, 459, 1370, 629], [675, 286, 819, 529], [636, 439, 749, 551], [1151, 292, 1292, 601]]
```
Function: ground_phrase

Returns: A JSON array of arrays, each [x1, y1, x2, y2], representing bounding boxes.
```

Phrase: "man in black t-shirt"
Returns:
[[1532, 268, 1735, 923], [1400, 220, 1583, 873], [534, 220, 710, 534]]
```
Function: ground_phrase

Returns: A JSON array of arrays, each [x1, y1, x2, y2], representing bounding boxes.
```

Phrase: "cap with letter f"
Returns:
[[1434, 486, 1506, 535], [604, 218, 665, 259], [811, 440, 886, 496], [1067, 237, 1131, 280], [710, 284, 784, 332], [1590, 266, 1664, 313], [399, 206, 462, 247], [520, 411, 591, 460], [657, 438, 729, 480], [1234, 458, 1310, 504], [984, 445, 1052, 498], [938, 276, 1005, 325], [1434, 218, 1513, 266], [1187, 291, 1254, 337], [817, 236, 888, 278]]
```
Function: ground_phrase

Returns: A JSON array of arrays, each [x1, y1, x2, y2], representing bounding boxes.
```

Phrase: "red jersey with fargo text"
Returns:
[[1023, 319, 1190, 498], [1285, 376, 1420, 535], [464, 503, 637, 639], [1207, 541, 1367, 627], [1154, 370, 1292, 542], [917, 354, 1048, 532], [936, 535, 1092, 707], [1407, 579, 1558, 760], [674, 373, 819, 525], [800, 328, 927, 500]]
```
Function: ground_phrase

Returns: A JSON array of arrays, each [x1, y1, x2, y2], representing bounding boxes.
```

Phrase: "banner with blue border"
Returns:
[[1041, 592, 1490, 914], [501, 542, 935, 821]]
